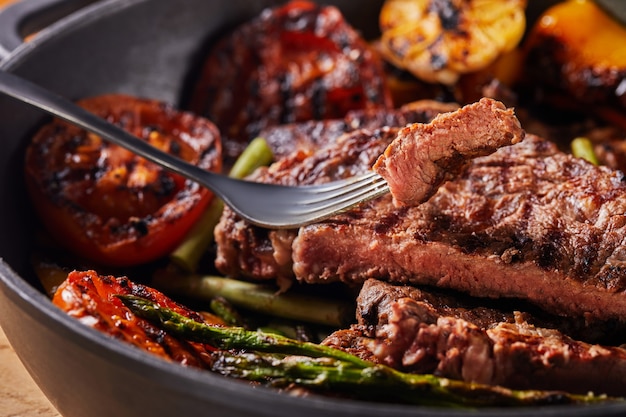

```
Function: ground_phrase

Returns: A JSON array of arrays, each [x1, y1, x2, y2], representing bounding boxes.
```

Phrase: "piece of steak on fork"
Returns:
[[373, 98, 524, 207]]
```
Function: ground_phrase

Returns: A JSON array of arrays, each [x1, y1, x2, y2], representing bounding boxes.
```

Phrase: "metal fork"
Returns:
[[0, 70, 389, 229]]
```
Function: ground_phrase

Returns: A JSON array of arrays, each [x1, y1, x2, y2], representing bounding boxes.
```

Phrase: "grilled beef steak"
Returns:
[[373, 98, 524, 207], [215, 98, 626, 323], [259, 100, 459, 159], [324, 279, 626, 396], [290, 132, 626, 323]]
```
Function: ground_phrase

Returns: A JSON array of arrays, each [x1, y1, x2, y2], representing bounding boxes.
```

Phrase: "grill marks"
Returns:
[[259, 99, 459, 160]]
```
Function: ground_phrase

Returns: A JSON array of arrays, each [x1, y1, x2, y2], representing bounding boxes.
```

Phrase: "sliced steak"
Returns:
[[259, 100, 460, 159], [356, 278, 625, 347], [322, 279, 626, 396], [373, 98, 524, 207], [373, 297, 626, 396]]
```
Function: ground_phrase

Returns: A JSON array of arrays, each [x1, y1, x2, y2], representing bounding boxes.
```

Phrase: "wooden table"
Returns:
[[0, 325, 60, 417]]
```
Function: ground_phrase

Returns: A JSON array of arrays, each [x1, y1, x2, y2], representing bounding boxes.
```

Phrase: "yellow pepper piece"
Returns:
[[524, 0, 626, 108], [530, 0, 626, 69]]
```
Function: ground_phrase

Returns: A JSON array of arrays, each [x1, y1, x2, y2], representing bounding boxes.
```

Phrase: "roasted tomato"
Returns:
[[53, 270, 217, 367], [189, 0, 392, 161], [25, 94, 222, 267]]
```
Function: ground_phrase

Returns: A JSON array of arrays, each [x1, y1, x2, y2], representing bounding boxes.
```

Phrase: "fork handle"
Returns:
[[0, 70, 221, 193]]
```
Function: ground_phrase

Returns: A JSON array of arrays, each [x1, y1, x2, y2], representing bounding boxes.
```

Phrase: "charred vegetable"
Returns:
[[524, 0, 626, 111], [24, 94, 222, 267], [379, 0, 527, 85]]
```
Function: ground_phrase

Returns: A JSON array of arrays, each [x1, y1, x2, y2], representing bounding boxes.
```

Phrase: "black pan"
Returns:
[[0, 1, 623, 416]]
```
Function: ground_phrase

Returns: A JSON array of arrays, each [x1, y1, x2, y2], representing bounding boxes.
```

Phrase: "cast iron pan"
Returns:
[[0, 1, 624, 416]]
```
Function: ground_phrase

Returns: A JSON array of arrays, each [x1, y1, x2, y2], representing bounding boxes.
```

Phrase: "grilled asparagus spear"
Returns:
[[119, 294, 366, 366]]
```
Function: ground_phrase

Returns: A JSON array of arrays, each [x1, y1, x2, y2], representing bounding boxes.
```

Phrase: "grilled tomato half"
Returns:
[[25, 94, 222, 267]]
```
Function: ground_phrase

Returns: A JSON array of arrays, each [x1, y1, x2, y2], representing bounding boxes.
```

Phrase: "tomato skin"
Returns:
[[25, 94, 222, 267]]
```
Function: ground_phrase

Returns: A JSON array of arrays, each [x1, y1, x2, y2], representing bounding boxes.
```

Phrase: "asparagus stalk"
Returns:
[[211, 351, 603, 407], [170, 137, 273, 272], [209, 296, 245, 327], [118, 294, 608, 408], [118, 294, 366, 366], [227, 137, 275, 179], [571, 137, 599, 165], [169, 199, 224, 272], [152, 271, 354, 327]]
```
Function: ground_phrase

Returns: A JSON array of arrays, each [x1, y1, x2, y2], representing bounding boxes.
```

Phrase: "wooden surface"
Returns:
[[0, 325, 60, 417]]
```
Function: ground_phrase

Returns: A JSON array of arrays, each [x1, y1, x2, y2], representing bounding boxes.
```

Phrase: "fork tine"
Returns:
[[307, 171, 380, 193], [296, 172, 384, 204], [290, 176, 389, 215]]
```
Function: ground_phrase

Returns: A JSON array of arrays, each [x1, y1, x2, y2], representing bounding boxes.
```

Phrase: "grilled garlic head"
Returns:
[[379, 0, 526, 85]]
